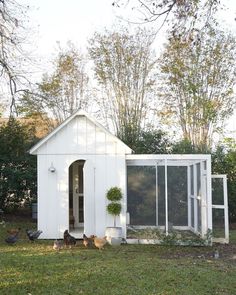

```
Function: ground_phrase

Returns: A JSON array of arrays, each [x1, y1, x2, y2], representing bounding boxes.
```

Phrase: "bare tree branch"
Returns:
[[0, 0, 31, 115]]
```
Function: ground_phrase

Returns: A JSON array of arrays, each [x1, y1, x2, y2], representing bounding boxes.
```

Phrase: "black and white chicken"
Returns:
[[26, 229, 42, 241]]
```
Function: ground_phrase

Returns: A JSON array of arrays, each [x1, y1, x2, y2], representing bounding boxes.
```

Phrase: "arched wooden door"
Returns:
[[83, 160, 96, 235]]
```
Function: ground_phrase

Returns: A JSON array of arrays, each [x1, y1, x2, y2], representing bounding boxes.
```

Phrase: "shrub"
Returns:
[[106, 186, 123, 227], [106, 187, 122, 202], [107, 203, 122, 216]]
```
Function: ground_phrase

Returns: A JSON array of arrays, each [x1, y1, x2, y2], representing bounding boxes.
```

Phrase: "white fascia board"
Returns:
[[126, 154, 211, 166], [126, 154, 211, 160]]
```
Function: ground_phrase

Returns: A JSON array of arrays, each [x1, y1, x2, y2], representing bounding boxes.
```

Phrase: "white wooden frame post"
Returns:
[[189, 165, 195, 232], [155, 163, 159, 227], [223, 175, 229, 242], [187, 166, 191, 228], [201, 163, 205, 236], [200, 161, 208, 238], [207, 158, 212, 232], [193, 164, 198, 233], [165, 158, 168, 236]]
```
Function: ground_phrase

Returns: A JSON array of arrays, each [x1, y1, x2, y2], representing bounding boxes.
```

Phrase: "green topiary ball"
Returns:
[[107, 202, 122, 216], [106, 187, 122, 201]]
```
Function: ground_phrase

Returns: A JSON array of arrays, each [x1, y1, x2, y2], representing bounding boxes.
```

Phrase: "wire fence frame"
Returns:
[[126, 155, 213, 239]]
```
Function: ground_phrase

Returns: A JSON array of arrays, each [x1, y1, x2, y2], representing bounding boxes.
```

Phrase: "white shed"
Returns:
[[30, 109, 229, 244], [30, 109, 132, 239]]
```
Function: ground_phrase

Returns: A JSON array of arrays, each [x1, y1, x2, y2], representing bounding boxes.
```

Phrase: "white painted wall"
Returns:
[[36, 115, 130, 156], [34, 114, 131, 239]]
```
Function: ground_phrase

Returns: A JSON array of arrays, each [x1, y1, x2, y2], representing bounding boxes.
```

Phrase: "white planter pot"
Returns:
[[105, 227, 122, 245]]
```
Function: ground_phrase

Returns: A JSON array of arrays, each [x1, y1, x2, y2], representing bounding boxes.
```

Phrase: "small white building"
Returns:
[[30, 110, 229, 244]]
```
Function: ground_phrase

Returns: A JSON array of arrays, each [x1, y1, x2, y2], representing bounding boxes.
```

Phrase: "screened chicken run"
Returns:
[[126, 155, 229, 245]]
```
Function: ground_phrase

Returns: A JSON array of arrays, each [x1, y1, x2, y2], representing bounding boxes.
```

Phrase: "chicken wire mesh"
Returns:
[[212, 208, 225, 238], [127, 166, 156, 226], [167, 166, 188, 227], [127, 165, 189, 228], [127, 163, 198, 243]]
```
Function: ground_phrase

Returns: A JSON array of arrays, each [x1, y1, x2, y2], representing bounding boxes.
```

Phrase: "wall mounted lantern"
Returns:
[[49, 162, 56, 173]]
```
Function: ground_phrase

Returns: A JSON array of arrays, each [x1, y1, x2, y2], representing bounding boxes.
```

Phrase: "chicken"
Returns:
[[7, 227, 21, 235], [53, 239, 63, 251], [26, 229, 43, 241], [5, 232, 19, 244], [83, 234, 94, 248], [91, 235, 107, 250], [63, 230, 76, 247]]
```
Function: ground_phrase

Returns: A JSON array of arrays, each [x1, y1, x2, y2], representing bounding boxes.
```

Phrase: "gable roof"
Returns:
[[29, 109, 132, 155]]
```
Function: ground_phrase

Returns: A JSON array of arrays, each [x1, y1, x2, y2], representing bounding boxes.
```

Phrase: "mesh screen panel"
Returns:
[[167, 166, 188, 226], [127, 166, 156, 225], [190, 165, 194, 195], [197, 199, 201, 232], [191, 198, 194, 228], [197, 163, 201, 196], [212, 208, 225, 238], [212, 178, 224, 205], [157, 166, 165, 226], [127, 163, 201, 230]]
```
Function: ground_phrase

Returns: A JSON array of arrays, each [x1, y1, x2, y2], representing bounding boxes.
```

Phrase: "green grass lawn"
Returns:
[[1, 220, 236, 295]]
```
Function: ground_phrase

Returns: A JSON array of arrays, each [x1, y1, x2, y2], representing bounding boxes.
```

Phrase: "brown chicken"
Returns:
[[7, 228, 21, 235], [91, 235, 107, 250], [53, 239, 63, 251], [83, 234, 93, 248]]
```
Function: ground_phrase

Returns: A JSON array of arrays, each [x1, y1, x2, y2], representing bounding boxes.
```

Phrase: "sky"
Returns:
[[24, 0, 236, 57], [20, 0, 236, 137], [24, 0, 117, 72]]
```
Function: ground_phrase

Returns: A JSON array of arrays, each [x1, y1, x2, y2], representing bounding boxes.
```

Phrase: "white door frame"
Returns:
[[73, 161, 84, 228], [211, 174, 229, 243]]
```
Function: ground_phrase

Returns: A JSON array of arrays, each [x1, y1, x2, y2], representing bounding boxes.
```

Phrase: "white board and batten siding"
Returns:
[[30, 110, 132, 239]]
